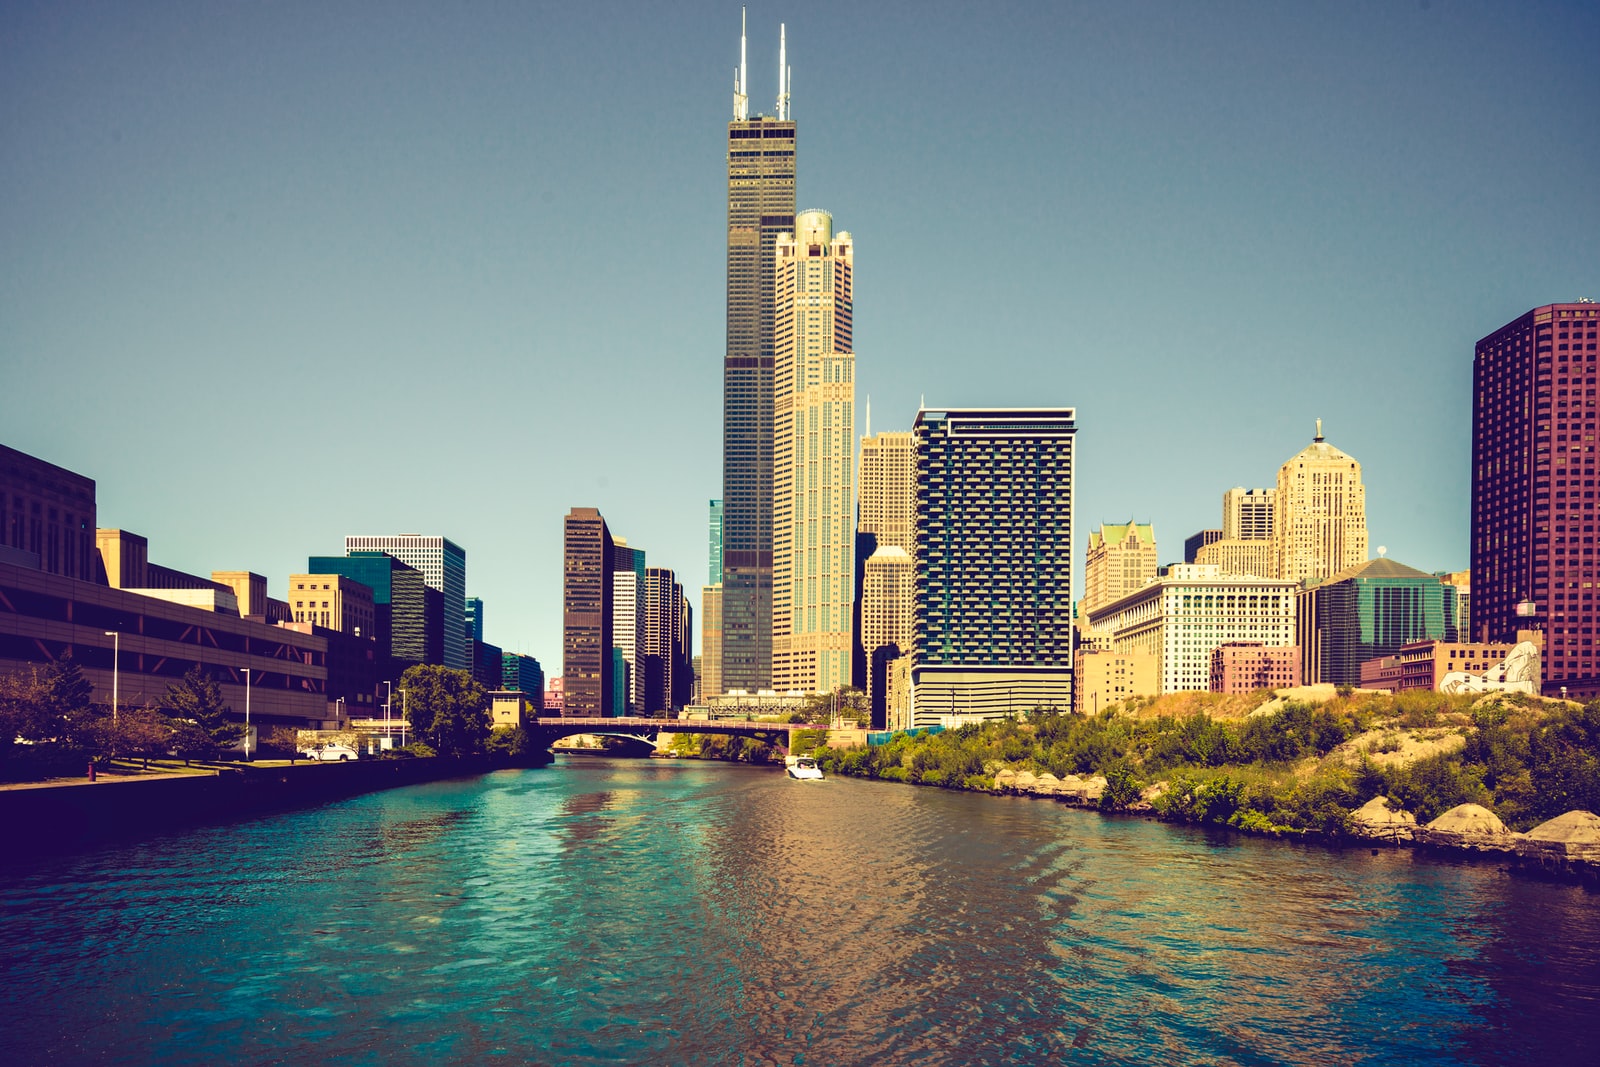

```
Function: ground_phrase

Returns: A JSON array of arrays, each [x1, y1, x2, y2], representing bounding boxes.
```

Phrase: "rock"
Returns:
[[993, 768, 1018, 790], [1013, 770, 1038, 793], [1420, 803, 1518, 852], [1351, 796, 1417, 844], [1033, 772, 1063, 795], [1520, 810, 1600, 866]]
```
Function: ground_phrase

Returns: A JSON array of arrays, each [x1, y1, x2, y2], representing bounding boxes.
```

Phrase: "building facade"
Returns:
[[344, 535, 467, 671], [913, 408, 1077, 720], [1358, 639, 1521, 693], [288, 573, 376, 638], [562, 508, 614, 717], [1088, 564, 1298, 694], [772, 209, 854, 693], [0, 443, 98, 581], [1073, 648, 1157, 714], [1210, 642, 1300, 693], [1223, 487, 1276, 543], [721, 17, 797, 696], [1471, 302, 1600, 695], [855, 428, 916, 694], [1295, 558, 1460, 687], [860, 544, 915, 725], [1184, 529, 1223, 564], [1273, 422, 1368, 587], [1195, 538, 1276, 579], [1083, 522, 1157, 615], [611, 539, 646, 713]]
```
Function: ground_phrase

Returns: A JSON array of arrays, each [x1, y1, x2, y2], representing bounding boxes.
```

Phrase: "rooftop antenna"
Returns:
[[733, 8, 749, 122], [777, 24, 791, 120], [1314, 417, 1324, 442]]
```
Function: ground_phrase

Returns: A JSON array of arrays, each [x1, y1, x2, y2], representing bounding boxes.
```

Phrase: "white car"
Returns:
[[302, 744, 358, 762]]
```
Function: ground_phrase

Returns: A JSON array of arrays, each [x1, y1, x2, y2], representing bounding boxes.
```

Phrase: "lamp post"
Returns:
[[384, 680, 393, 746], [103, 631, 119, 728], [401, 688, 408, 747], [335, 696, 345, 724], [242, 668, 251, 761]]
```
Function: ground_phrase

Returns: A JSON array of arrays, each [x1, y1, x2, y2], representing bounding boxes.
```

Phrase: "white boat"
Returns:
[[785, 755, 824, 780]]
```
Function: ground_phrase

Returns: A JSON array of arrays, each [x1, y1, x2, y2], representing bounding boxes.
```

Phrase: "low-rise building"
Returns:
[[1074, 648, 1157, 713], [1088, 564, 1297, 694], [1358, 638, 1524, 693], [490, 690, 528, 731], [1210, 642, 1300, 693]]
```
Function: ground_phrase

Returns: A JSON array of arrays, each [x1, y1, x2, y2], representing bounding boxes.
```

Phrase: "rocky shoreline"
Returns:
[[988, 767, 1600, 881]]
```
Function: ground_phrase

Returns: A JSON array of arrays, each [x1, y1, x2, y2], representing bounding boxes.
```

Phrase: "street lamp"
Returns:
[[384, 680, 393, 745], [242, 668, 251, 761], [335, 696, 345, 724], [401, 688, 408, 747], [103, 631, 119, 728]]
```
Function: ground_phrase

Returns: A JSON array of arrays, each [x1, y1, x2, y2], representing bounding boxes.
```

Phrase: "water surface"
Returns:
[[1, 758, 1595, 1064]]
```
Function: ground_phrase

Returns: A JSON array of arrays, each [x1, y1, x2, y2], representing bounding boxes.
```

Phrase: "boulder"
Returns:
[[1351, 796, 1417, 844], [1420, 803, 1518, 852], [1520, 810, 1600, 866], [1031, 772, 1064, 796], [993, 768, 1018, 790]]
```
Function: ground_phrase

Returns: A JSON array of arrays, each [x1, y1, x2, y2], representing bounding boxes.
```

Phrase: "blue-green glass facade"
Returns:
[[1309, 559, 1461, 686]]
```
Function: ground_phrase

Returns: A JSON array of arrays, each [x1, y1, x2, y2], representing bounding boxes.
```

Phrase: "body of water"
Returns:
[[1, 758, 1595, 1065]]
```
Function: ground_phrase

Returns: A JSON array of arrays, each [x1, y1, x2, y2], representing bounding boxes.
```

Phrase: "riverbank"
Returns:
[[0, 750, 552, 858], [807, 691, 1600, 883]]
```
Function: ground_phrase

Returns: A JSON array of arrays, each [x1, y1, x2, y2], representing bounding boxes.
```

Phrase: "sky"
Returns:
[[3, 1, 1598, 669]]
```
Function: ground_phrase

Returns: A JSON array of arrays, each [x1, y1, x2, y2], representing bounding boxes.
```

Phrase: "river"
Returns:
[[1, 757, 1595, 1065]]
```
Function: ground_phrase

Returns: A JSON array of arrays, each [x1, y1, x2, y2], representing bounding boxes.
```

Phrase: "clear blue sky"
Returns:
[[4, 1, 1598, 667]]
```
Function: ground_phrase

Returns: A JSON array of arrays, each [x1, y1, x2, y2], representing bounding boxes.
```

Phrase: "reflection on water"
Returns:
[[0, 760, 1594, 1065]]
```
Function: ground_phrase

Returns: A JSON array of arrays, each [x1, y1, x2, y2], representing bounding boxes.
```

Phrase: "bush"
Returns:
[[1099, 763, 1142, 811]]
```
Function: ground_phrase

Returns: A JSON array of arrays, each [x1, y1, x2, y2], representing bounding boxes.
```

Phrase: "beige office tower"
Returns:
[[857, 428, 917, 712], [771, 209, 855, 693], [1195, 537, 1275, 579], [1273, 420, 1368, 586], [1222, 488, 1276, 542], [861, 545, 915, 713], [701, 583, 723, 698], [858, 430, 917, 553], [1082, 522, 1158, 614]]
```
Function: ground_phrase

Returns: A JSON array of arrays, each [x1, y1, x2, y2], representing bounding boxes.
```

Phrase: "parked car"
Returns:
[[302, 744, 358, 762]]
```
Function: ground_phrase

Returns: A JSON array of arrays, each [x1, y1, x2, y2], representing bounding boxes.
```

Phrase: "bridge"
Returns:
[[529, 716, 822, 751]]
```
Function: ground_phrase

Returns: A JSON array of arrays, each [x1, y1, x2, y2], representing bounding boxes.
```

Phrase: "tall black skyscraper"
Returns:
[[721, 14, 794, 693]]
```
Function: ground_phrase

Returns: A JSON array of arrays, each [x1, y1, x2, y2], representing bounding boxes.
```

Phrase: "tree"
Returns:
[[400, 664, 489, 758], [162, 667, 242, 759], [111, 706, 173, 768]]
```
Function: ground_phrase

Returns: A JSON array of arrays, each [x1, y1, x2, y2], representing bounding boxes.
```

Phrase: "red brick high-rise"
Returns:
[[1471, 302, 1600, 696]]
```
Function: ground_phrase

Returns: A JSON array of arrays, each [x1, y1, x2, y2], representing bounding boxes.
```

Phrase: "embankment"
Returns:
[[0, 751, 552, 857]]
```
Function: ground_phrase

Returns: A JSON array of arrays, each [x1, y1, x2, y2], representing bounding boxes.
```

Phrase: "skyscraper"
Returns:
[[722, 15, 796, 695], [1222, 487, 1276, 542], [857, 428, 917, 719], [344, 535, 468, 670], [702, 500, 724, 700], [1472, 301, 1600, 695], [772, 209, 854, 693], [914, 408, 1077, 721], [1082, 522, 1157, 615], [562, 508, 614, 717], [1272, 423, 1367, 587], [611, 539, 645, 713]]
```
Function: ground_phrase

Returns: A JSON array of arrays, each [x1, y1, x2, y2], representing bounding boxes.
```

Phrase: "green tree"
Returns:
[[162, 667, 242, 758], [400, 664, 490, 757], [111, 706, 173, 768]]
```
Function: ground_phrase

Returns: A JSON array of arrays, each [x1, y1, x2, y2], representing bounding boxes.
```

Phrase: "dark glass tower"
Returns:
[[721, 18, 795, 694]]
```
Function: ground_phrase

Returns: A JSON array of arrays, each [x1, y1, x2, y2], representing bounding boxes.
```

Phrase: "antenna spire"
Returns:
[[733, 8, 749, 122], [777, 24, 790, 120]]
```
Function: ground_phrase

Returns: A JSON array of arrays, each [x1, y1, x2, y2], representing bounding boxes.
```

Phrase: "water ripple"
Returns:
[[1, 761, 1595, 1065]]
